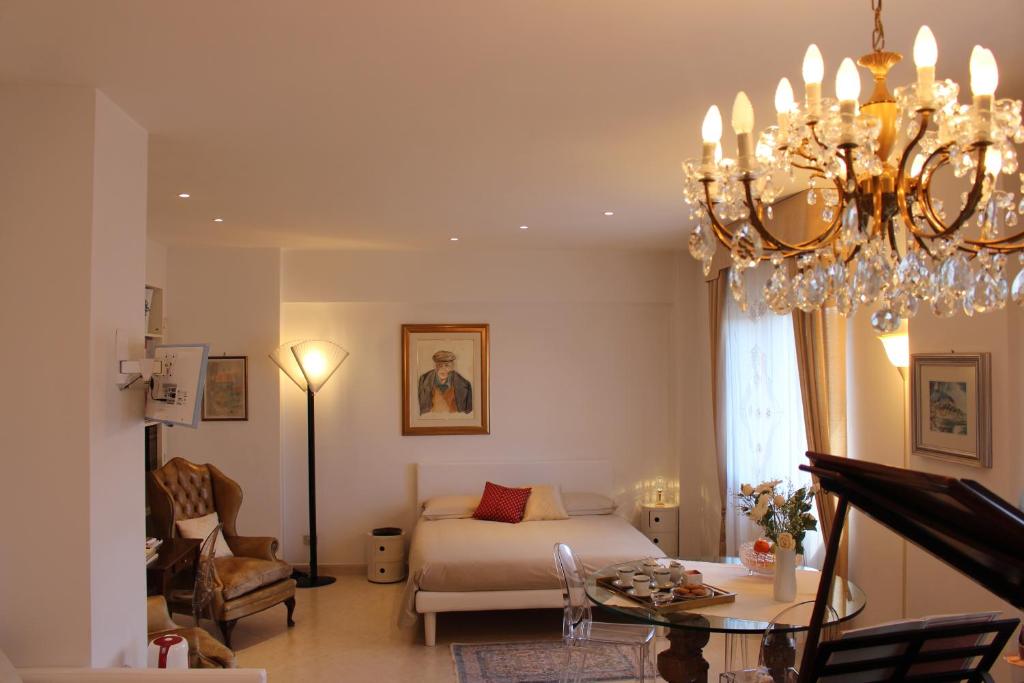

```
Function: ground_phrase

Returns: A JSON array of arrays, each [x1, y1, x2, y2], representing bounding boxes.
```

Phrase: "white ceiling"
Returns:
[[1, 1, 1022, 250]]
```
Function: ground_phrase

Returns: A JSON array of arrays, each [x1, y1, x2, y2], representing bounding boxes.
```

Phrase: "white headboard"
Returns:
[[416, 460, 613, 506]]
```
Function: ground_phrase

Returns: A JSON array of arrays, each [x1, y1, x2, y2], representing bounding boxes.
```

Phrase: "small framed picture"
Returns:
[[202, 356, 248, 421], [402, 324, 489, 436], [910, 353, 991, 467]]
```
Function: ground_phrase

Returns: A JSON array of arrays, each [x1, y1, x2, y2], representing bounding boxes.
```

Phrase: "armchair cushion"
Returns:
[[215, 558, 292, 600], [175, 513, 233, 558]]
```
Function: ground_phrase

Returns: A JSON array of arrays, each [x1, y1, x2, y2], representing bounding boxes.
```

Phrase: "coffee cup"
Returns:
[[652, 567, 672, 587], [616, 568, 635, 586], [632, 575, 652, 597], [669, 561, 685, 583]]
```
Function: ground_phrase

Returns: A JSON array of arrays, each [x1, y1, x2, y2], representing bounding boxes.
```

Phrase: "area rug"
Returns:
[[451, 640, 656, 683]]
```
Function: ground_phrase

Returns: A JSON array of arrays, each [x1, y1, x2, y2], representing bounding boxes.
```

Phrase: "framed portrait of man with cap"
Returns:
[[401, 323, 489, 435]]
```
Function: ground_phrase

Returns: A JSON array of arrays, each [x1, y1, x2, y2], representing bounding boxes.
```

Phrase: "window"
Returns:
[[721, 282, 821, 565]]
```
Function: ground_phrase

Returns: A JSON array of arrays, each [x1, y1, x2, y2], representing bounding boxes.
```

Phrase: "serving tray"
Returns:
[[596, 576, 736, 611]]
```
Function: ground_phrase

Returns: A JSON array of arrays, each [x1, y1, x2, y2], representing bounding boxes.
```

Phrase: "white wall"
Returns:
[[164, 247, 282, 541], [904, 301, 1023, 669], [0, 85, 147, 667], [146, 239, 167, 289], [845, 308, 909, 625], [279, 249, 681, 564], [87, 90, 149, 667]]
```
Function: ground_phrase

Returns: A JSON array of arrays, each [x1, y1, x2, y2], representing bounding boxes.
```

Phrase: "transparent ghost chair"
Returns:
[[168, 524, 221, 626], [720, 600, 839, 683], [553, 543, 656, 683]]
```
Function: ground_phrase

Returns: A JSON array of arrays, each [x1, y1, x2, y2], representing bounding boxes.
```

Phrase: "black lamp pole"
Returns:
[[295, 386, 335, 588]]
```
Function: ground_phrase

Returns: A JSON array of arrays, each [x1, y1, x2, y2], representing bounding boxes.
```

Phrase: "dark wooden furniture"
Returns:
[[799, 451, 1023, 683], [146, 537, 200, 598]]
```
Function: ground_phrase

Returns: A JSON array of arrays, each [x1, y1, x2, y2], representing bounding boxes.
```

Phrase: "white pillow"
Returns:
[[522, 484, 569, 521], [422, 494, 480, 520], [176, 512, 233, 558], [562, 491, 616, 516]]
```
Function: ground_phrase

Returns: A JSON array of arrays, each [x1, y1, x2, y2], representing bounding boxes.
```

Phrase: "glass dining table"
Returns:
[[585, 558, 866, 683]]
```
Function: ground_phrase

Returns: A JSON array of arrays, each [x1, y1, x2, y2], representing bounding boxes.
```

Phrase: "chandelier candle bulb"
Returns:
[[913, 26, 937, 107], [701, 105, 723, 174], [970, 46, 998, 140], [774, 77, 795, 136], [836, 58, 861, 144], [731, 91, 755, 172], [802, 44, 825, 118]]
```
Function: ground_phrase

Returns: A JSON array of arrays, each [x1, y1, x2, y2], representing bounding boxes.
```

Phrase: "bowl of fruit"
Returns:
[[739, 539, 775, 576]]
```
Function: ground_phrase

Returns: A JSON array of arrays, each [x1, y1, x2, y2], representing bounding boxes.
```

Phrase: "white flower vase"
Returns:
[[773, 547, 797, 602]]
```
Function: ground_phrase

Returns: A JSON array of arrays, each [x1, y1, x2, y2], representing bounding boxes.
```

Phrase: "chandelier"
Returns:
[[680, 1, 1024, 332]]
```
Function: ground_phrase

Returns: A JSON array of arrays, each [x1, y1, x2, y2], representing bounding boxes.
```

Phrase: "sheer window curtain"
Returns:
[[721, 269, 821, 564]]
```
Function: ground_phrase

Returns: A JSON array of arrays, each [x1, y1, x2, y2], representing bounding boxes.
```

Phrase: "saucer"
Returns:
[[626, 588, 653, 597], [613, 579, 632, 588], [656, 581, 674, 589]]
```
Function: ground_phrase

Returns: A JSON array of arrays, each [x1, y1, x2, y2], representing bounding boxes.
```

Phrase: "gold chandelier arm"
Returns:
[[701, 179, 742, 247], [793, 176, 848, 250], [740, 176, 846, 254], [809, 122, 827, 151], [741, 177, 802, 251], [894, 110, 933, 238], [963, 231, 1024, 250], [914, 144, 989, 239]]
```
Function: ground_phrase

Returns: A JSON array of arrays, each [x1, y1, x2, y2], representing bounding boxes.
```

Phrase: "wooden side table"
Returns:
[[146, 538, 200, 598], [640, 504, 679, 556]]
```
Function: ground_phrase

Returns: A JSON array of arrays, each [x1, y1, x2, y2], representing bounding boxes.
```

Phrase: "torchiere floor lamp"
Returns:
[[270, 339, 349, 588]]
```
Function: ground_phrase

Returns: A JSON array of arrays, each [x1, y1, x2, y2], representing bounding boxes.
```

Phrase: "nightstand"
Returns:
[[640, 504, 679, 557]]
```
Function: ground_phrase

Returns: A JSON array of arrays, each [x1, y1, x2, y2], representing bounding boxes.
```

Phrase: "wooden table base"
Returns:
[[657, 622, 711, 683]]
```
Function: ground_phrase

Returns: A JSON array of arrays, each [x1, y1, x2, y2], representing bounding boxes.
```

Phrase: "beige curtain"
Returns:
[[792, 308, 847, 571], [707, 270, 729, 558]]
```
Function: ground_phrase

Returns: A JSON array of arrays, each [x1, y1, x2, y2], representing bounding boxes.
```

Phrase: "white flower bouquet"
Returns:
[[735, 480, 817, 555]]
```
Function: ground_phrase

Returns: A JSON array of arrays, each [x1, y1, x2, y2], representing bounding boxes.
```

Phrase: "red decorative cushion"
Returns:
[[472, 482, 532, 523]]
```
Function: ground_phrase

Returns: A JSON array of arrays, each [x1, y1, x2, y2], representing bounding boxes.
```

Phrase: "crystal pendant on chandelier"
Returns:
[[678, 1, 1024, 326]]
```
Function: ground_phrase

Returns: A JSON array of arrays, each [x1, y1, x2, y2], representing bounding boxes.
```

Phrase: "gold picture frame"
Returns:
[[201, 355, 248, 421], [402, 324, 489, 436], [910, 353, 991, 468]]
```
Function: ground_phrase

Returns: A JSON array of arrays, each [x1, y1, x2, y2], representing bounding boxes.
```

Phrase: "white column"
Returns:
[[0, 84, 148, 667]]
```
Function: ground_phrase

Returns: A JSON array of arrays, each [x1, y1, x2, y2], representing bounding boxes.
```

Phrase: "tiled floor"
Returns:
[[223, 574, 733, 681]]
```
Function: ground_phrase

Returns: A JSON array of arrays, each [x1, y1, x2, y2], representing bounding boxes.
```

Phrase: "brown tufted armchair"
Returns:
[[147, 457, 296, 647]]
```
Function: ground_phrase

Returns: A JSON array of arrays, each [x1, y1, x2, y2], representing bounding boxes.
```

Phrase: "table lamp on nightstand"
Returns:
[[654, 477, 666, 506]]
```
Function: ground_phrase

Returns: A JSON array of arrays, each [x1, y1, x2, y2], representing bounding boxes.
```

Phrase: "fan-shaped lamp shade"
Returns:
[[878, 330, 909, 369], [290, 340, 349, 393], [269, 341, 309, 391]]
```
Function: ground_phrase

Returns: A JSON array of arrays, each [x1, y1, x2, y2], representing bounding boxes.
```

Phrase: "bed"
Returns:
[[403, 460, 665, 646]]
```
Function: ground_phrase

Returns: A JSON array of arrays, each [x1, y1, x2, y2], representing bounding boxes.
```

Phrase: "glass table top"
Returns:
[[585, 558, 866, 634]]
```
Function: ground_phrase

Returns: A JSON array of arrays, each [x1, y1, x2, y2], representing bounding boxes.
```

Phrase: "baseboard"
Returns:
[[291, 563, 367, 576]]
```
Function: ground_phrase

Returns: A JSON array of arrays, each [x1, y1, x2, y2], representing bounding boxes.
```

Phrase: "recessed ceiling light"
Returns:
[[450, 237, 459, 241], [213, 218, 224, 222], [603, 210, 615, 216], [178, 193, 190, 198], [519, 225, 529, 230]]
